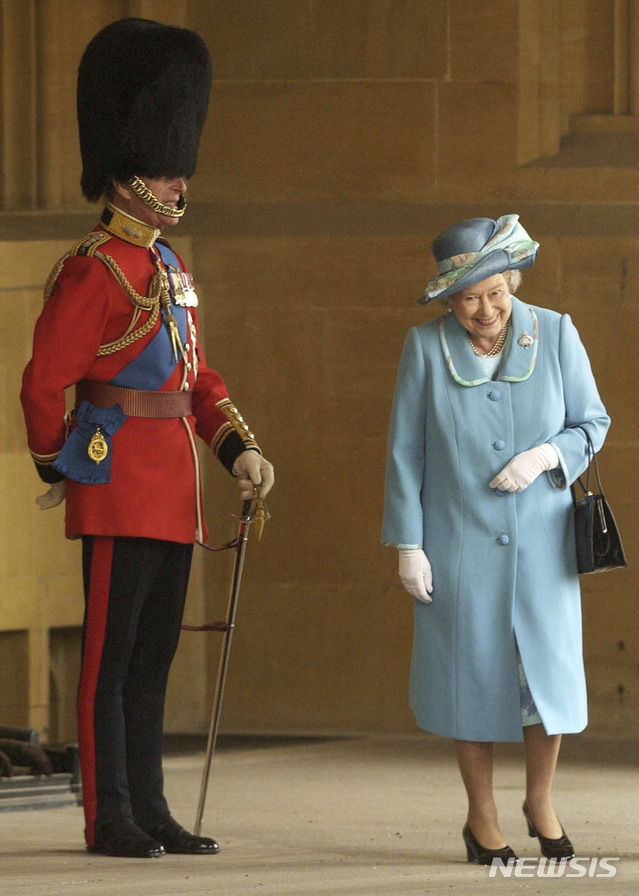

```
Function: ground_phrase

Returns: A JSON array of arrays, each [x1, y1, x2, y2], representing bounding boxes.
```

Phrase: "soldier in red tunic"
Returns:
[[20, 19, 274, 858]]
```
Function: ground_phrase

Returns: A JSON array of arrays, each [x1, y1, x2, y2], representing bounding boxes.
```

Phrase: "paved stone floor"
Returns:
[[0, 733, 637, 895]]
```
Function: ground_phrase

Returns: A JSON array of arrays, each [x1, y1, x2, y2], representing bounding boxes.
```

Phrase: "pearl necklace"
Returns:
[[468, 322, 509, 358]]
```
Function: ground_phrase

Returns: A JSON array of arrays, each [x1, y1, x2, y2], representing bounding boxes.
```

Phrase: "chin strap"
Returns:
[[126, 175, 187, 218]]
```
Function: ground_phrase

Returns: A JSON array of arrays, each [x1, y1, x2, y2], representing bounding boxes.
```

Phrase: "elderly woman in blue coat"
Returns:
[[383, 215, 610, 865]]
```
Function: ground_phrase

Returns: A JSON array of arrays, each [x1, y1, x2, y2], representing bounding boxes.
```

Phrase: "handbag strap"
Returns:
[[572, 425, 604, 496]]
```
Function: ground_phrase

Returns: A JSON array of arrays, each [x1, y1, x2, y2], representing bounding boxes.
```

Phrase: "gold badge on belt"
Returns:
[[88, 426, 108, 464]]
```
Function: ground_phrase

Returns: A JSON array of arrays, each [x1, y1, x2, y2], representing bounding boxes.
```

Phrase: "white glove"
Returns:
[[398, 549, 433, 604], [36, 480, 66, 510], [232, 450, 275, 500], [490, 443, 559, 492]]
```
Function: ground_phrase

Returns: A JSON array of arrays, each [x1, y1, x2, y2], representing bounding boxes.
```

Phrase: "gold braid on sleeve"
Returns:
[[212, 399, 260, 455]]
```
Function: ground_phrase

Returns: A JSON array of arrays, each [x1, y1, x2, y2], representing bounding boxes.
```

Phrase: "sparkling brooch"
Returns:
[[517, 331, 533, 349]]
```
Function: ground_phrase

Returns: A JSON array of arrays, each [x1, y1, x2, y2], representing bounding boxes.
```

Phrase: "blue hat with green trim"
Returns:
[[419, 214, 539, 304]]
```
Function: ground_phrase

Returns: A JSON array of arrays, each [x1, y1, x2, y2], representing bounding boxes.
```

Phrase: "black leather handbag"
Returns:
[[571, 429, 627, 574]]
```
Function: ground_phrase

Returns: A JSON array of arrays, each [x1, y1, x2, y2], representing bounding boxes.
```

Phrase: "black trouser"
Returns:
[[78, 536, 193, 845]]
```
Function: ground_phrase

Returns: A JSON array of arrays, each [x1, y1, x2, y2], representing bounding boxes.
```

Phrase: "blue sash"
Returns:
[[55, 242, 188, 484], [111, 242, 188, 390]]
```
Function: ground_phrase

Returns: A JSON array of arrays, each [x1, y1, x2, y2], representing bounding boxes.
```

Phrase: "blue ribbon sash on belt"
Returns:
[[53, 401, 125, 484]]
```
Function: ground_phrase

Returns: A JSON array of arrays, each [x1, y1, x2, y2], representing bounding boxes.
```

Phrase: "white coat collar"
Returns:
[[438, 296, 538, 387]]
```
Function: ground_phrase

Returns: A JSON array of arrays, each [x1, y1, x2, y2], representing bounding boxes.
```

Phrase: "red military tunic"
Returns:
[[21, 205, 258, 543]]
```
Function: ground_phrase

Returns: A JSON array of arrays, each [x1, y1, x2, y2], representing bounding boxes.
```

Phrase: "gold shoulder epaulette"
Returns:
[[71, 231, 112, 257], [43, 231, 113, 302]]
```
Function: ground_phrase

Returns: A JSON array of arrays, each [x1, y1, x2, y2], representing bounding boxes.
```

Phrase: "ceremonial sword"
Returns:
[[184, 489, 268, 836]]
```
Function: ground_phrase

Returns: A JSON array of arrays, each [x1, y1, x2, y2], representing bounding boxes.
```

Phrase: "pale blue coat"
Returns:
[[382, 297, 610, 742]]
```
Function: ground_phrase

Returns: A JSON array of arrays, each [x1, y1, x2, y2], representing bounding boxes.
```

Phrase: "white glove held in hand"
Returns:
[[36, 480, 66, 510], [232, 450, 275, 500], [490, 443, 559, 492], [398, 549, 433, 604]]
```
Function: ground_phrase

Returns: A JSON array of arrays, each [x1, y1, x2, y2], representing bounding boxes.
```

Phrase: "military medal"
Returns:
[[168, 270, 198, 306], [88, 426, 108, 464]]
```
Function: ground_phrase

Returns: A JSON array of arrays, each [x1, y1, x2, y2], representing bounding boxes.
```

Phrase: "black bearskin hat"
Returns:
[[77, 18, 212, 201]]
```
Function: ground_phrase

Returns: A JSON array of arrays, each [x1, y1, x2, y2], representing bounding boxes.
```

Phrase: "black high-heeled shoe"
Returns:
[[462, 822, 518, 865], [522, 801, 575, 860]]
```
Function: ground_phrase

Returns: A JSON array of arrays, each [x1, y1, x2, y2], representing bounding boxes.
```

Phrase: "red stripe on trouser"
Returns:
[[77, 536, 114, 846]]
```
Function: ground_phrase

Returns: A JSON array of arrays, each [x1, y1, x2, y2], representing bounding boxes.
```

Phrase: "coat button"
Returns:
[[488, 390, 501, 401], [497, 534, 510, 545], [493, 439, 506, 451]]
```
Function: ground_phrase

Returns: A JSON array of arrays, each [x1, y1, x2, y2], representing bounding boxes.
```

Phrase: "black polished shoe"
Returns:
[[90, 817, 165, 858], [463, 822, 518, 866], [148, 816, 220, 855], [523, 801, 574, 859]]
